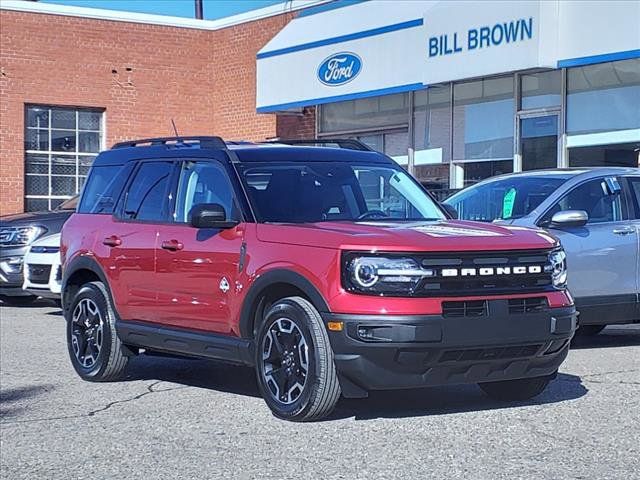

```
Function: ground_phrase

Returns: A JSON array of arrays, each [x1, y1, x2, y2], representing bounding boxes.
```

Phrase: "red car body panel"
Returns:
[[62, 214, 572, 336]]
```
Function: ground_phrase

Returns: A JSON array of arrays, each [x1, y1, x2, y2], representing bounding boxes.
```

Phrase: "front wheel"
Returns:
[[479, 373, 555, 401], [255, 296, 341, 421], [66, 281, 128, 381]]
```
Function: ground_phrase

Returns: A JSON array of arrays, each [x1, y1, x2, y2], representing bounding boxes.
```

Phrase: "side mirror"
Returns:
[[441, 203, 458, 219], [189, 203, 239, 229], [550, 210, 588, 228]]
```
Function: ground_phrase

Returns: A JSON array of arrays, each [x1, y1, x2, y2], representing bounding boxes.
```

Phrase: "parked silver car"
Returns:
[[444, 167, 640, 335]]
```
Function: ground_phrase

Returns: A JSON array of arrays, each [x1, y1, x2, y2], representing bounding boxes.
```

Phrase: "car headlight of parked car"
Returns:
[[344, 254, 435, 295], [0, 226, 47, 247], [547, 249, 568, 289]]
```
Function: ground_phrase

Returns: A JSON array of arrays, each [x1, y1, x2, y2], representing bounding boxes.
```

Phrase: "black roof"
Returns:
[[93, 137, 393, 167]]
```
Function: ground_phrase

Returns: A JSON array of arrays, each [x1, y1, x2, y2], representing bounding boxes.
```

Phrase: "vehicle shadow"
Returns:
[[122, 353, 587, 421], [123, 354, 262, 398], [0, 384, 56, 418], [571, 325, 640, 350], [331, 373, 587, 421]]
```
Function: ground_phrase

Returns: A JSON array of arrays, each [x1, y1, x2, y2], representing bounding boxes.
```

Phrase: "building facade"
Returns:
[[258, 0, 640, 192], [1, 0, 638, 215], [0, 0, 318, 215]]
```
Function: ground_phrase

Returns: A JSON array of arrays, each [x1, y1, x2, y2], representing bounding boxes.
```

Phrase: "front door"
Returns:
[[154, 160, 245, 334], [518, 113, 560, 171], [539, 176, 638, 320], [104, 160, 174, 322]]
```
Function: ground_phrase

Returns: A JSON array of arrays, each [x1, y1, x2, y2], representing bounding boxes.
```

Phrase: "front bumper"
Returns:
[[323, 300, 576, 398]]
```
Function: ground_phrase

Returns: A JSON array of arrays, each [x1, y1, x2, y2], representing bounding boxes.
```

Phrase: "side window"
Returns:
[[121, 161, 173, 221], [78, 164, 131, 214], [627, 177, 640, 219], [173, 161, 238, 223], [542, 178, 623, 225]]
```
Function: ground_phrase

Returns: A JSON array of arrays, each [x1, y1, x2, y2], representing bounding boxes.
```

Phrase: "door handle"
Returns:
[[102, 235, 122, 247], [613, 227, 635, 235], [161, 240, 184, 251]]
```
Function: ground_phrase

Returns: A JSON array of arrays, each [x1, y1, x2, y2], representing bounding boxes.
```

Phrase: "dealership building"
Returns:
[[1, 0, 638, 214]]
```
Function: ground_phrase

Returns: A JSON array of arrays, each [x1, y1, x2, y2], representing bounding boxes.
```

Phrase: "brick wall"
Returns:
[[0, 9, 295, 214]]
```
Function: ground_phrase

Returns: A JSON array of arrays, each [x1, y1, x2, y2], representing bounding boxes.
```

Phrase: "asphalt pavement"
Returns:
[[1, 300, 638, 480]]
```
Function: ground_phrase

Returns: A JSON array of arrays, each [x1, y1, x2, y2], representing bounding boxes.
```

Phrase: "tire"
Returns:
[[255, 296, 341, 421], [65, 281, 128, 381], [0, 294, 38, 306], [479, 373, 554, 402], [576, 325, 606, 336]]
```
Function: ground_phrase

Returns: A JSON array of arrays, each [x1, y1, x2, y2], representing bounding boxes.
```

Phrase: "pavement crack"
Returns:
[[1, 381, 189, 425], [86, 380, 163, 417]]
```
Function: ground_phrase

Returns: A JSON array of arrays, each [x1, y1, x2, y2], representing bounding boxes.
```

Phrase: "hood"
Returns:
[[256, 220, 558, 252], [0, 209, 74, 231]]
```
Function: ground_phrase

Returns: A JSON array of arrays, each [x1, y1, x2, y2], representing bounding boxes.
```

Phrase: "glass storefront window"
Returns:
[[319, 92, 409, 133], [349, 131, 409, 167], [462, 160, 513, 187], [569, 142, 639, 168], [413, 85, 451, 165], [567, 58, 640, 134], [520, 70, 562, 109], [24, 105, 103, 211], [453, 76, 514, 161]]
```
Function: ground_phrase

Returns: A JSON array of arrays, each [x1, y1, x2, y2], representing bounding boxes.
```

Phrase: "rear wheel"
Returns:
[[479, 373, 554, 401], [576, 325, 606, 336], [66, 281, 128, 381], [255, 296, 341, 421]]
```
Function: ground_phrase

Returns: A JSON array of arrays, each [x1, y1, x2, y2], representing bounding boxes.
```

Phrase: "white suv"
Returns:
[[23, 233, 62, 301]]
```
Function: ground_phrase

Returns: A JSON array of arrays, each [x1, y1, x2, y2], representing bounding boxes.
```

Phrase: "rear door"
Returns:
[[153, 159, 245, 334], [103, 160, 174, 322], [539, 176, 637, 320]]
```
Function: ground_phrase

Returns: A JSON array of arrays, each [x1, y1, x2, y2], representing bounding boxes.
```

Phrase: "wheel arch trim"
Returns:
[[239, 269, 330, 339]]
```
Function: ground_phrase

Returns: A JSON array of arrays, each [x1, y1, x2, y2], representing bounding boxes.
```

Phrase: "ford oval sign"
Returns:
[[318, 52, 362, 86]]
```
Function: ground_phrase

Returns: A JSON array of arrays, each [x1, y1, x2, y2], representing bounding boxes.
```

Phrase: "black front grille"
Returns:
[[508, 297, 548, 314], [415, 249, 553, 297], [442, 300, 488, 318], [439, 344, 543, 363], [28, 264, 51, 284]]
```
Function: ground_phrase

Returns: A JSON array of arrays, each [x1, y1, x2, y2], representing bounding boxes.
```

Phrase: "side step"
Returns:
[[116, 321, 254, 366]]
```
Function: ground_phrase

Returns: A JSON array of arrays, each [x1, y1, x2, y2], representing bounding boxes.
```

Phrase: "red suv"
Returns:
[[61, 136, 576, 421]]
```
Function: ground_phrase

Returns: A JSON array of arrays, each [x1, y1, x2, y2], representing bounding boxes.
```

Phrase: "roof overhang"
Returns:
[[256, 0, 640, 113]]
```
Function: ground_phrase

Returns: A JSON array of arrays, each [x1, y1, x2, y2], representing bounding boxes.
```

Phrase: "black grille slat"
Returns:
[[442, 300, 488, 318], [28, 264, 51, 284], [508, 297, 549, 314]]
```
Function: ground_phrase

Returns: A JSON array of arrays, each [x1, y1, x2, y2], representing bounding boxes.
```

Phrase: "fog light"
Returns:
[[0, 256, 24, 274]]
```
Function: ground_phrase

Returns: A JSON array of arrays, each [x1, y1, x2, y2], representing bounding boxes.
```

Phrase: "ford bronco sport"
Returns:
[[61, 136, 576, 421]]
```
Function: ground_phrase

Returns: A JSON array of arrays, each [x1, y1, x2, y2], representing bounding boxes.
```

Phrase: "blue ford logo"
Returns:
[[317, 52, 362, 86]]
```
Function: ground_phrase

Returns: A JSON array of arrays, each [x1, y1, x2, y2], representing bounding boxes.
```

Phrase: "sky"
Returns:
[[39, 0, 286, 20]]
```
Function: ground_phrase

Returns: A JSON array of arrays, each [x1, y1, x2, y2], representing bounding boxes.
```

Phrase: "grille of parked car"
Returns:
[[414, 249, 554, 297], [28, 264, 51, 284], [442, 300, 488, 317], [508, 296, 548, 314]]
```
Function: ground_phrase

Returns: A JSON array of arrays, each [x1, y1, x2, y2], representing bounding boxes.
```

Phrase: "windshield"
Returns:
[[239, 162, 445, 223], [445, 175, 569, 222]]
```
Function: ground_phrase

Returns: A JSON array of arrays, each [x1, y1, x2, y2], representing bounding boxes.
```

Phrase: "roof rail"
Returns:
[[112, 136, 226, 150], [265, 138, 373, 151]]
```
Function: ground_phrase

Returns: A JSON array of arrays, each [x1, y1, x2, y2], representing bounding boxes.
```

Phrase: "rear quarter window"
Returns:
[[78, 164, 132, 214]]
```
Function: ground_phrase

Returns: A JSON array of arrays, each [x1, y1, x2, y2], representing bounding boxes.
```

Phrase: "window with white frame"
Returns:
[[24, 105, 104, 211]]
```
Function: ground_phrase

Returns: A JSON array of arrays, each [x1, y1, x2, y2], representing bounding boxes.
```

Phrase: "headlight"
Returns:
[[547, 249, 567, 288], [344, 254, 435, 295], [0, 226, 47, 246]]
